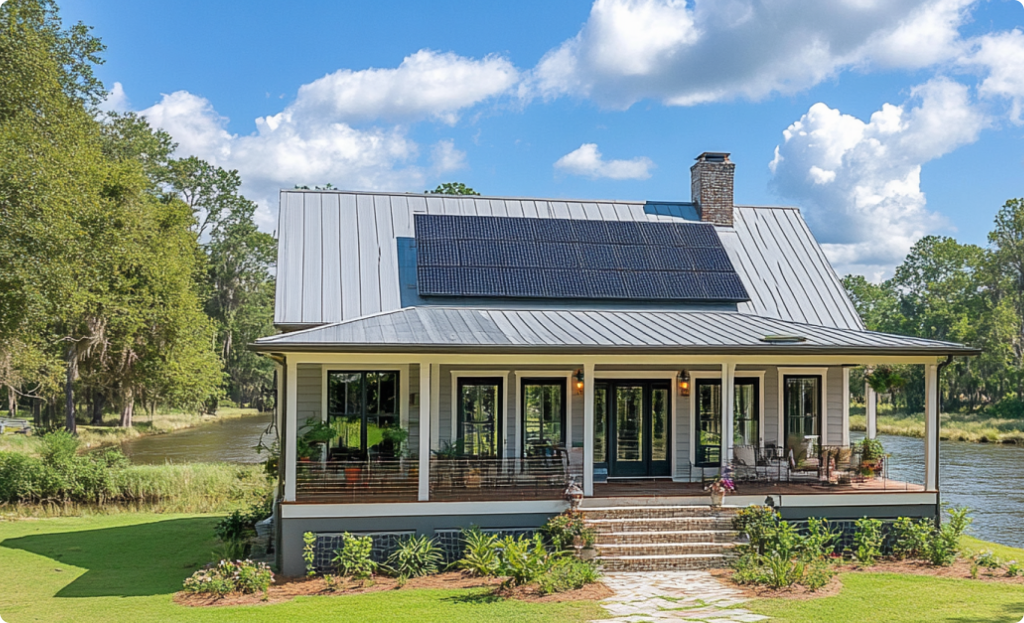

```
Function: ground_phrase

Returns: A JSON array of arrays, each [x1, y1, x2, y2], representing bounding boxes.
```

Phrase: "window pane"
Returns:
[[697, 381, 721, 466], [594, 385, 607, 464], [461, 381, 500, 458], [734, 382, 758, 446], [523, 383, 563, 456], [785, 376, 820, 460], [616, 386, 643, 462], [651, 388, 669, 462]]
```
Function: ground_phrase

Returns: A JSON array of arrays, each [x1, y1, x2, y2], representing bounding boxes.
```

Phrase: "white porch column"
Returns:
[[418, 362, 432, 501], [284, 358, 298, 502], [721, 362, 736, 469], [924, 363, 939, 492], [583, 362, 596, 497], [842, 367, 851, 446], [865, 372, 877, 440]]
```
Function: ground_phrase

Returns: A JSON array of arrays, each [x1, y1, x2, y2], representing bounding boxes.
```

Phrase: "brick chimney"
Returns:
[[690, 152, 734, 227]]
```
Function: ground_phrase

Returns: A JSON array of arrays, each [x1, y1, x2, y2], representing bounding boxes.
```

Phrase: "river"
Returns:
[[117, 413, 273, 465], [119, 417, 1023, 548], [852, 432, 1024, 549]]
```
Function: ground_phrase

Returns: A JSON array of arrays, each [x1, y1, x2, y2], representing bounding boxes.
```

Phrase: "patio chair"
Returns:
[[788, 449, 822, 483], [733, 445, 759, 482], [756, 446, 790, 483]]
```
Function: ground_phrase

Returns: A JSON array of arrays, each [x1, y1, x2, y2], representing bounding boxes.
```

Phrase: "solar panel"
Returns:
[[414, 214, 749, 302]]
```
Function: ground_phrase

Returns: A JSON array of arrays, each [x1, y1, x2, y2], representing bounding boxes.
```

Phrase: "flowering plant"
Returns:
[[182, 559, 274, 596], [705, 475, 735, 495]]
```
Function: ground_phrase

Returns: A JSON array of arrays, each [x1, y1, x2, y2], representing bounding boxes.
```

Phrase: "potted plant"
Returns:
[[297, 417, 336, 462], [859, 438, 885, 477], [705, 474, 735, 507], [380, 425, 409, 459]]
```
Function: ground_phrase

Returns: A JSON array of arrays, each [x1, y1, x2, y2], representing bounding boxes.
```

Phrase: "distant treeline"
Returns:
[[0, 0, 276, 431], [844, 197, 1024, 417]]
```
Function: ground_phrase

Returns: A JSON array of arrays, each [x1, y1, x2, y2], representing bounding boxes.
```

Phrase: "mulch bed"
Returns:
[[174, 571, 610, 607], [712, 556, 1024, 602]]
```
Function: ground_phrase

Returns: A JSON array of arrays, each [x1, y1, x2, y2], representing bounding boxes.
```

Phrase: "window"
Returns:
[[734, 379, 759, 446], [521, 379, 565, 457], [594, 383, 608, 465], [327, 371, 399, 460], [784, 375, 821, 460], [458, 378, 503, 458]]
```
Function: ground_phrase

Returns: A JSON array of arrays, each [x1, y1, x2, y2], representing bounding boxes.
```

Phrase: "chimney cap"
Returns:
[[695, 152, 731, 163]]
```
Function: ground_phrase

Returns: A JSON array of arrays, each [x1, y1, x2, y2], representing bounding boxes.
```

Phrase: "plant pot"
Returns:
[[465, 469, 481, 488], [344, 467, 363, 482], [578, 547, 597, 561], [710, 491, 724, 507]]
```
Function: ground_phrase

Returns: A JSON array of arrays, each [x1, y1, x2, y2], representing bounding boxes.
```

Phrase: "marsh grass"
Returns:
[[0, 408, 262, 456], [849, 404, 1024, 444]]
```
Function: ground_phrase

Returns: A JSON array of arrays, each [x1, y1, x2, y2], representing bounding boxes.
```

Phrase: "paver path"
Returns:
[[596, 571, 769, 623]]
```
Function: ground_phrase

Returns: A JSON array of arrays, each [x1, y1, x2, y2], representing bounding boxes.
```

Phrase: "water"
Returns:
[[852, 431, 1024, 549], [117, 413, 273, 465]]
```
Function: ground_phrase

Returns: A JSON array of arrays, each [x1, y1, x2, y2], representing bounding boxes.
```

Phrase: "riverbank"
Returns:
[[850, 406, 1024, 444], [0, 407, 265, 457]]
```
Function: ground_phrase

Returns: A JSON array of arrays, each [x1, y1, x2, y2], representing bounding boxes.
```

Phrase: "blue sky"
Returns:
[[63, 0, 1024, 279]]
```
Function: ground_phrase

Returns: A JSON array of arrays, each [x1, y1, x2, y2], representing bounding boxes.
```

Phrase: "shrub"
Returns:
[[537, 558, 600, 594], [1005, 562, 1022, 577], [734, 505, 779, 555], [498, 534, 557, 587], [542, 511, 596, 551], [215, 494, 273, 542], [385, 535, 444, 578], [802, 560, 835, 591], [853, 518, 883, 565], [456, 527, 501, 577], [303, 532, 317, 578], [802, 518, 840, 561], [890, 517, 932, 560], [926, 507, 972, 567], [731, 512, 837, 591], [182, 559, 274, 596], [332, 533, 376, 580]]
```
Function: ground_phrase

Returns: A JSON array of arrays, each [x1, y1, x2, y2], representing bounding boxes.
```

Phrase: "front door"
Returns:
[[606, 380, 671, 477]]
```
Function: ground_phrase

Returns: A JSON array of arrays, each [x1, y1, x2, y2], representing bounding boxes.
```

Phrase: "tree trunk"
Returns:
[[64, 343, 77, 435], [6, 385, 16, 416], [91, 390, 105, 425], [32, 397, 41, 427], [119, 390, 134, 428]]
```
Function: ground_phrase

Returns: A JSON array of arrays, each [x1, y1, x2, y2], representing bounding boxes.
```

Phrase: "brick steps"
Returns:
[[582, 505, 744, 572]]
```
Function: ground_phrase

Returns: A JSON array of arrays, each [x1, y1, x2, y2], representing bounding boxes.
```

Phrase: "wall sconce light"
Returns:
[[574, 369, 585, 394], [678, 370, 690, 396]]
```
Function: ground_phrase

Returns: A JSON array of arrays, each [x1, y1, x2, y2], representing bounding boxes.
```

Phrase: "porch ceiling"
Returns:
[[252, 307, 979, 357]]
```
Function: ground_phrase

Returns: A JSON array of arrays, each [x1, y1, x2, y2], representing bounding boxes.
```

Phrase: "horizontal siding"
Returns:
[[296, 364, 322, 430]]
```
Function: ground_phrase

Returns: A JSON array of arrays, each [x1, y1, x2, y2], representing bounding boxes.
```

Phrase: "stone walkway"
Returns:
[[596, 571, 769, 623]]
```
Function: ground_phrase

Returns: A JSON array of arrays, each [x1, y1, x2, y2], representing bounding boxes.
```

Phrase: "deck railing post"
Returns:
[[418, 362, 431, 501], [583, 362, 595, 497], [924, 363, 939, 492]]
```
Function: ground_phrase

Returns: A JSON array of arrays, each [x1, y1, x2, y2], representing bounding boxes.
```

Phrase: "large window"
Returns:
[[458, 378, 503, 458], [784, 375, 821, 460], [327, 371, 399, 460], [734, 379, 759, 446], [521, 379, 565, 457]]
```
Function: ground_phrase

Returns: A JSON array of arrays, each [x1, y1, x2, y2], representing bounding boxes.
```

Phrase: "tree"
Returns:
[[426, 182, 480, 196], [163, 157, 251, 238]]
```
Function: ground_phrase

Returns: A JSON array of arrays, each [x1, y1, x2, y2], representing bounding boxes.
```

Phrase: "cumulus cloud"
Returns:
[[134, 49, 515, 229], [100, 81, 130, 113], [961, 29, 1024, 123], [554, 143, 654, 180], [770, 78, 986, 279], [525, 0, 977, 108]]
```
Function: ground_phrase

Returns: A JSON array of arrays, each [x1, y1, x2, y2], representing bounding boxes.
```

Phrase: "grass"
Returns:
[[0, 513, 605, 623], [0, 408, 264, 456], [849, 404, 1024, 444]]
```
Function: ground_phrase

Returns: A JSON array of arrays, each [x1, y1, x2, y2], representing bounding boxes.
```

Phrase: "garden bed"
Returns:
[[174, 571, 610, 607]]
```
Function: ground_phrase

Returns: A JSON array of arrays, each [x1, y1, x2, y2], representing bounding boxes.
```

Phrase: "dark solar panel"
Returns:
[[414, 214, 749, 302]]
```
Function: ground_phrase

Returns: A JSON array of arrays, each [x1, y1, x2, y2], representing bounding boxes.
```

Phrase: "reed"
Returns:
[[850, 405, 1024, 444]]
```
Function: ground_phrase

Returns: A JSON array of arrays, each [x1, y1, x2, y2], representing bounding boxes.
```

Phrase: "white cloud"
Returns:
[[961, 29, 1024, 123], [554, 143, 654, 180], [100, 81, 130, 113], [770, 78, 986, 279], [430, 139, 467, 173], [525, 0, 977, 108]]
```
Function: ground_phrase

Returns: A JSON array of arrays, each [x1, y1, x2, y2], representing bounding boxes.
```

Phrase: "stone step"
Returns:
[[597, 529, 742, 545], [596, 541, 738, 558], [580, 505, 739, 521], [585, 516, 737, 533], [599, 553, 734, 572]]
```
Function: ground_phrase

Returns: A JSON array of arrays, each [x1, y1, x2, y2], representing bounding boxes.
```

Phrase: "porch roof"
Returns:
[[252, 307, 979, 357]]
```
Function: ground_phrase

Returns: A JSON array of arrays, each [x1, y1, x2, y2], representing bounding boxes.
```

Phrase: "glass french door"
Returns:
[[458, 378, 503, 458], [521, 379, 566, 457], [605, 380, 671, 477], [784, 375, 821, 462], [695, 377, 760, 467]]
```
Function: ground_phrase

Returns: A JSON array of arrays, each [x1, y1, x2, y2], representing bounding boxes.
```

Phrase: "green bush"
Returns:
[[456, 527, 501, 577], [498, 534, 557, 587], [542, 511, 596, 551], [733, 505, 779, 555], [926, 507, 972, 566], [215, 494, 273, 542], [802, 560, 835, 591], [802, 518, 840, 560], [536, 558, 600, 594], [303, 532, 317, 578], [732, 511, 837, 591], [890, 517, 932, 560], [182, 559, 274, 595], [853, 518, 883, 565], [332, 533, 376, 580], [384, 535, 443, 578]]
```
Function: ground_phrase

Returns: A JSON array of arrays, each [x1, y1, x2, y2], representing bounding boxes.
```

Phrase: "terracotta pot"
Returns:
[[344, 467, 362, 482]]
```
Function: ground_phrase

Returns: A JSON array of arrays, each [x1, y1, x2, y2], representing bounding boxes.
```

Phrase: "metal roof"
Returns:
[[273, 191, 865, 331], [254, 307, 976, 356]]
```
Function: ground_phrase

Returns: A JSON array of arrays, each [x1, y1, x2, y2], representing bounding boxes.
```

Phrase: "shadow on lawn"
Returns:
[[1, 516, 218, 598], [949, 604, 1024, 623]]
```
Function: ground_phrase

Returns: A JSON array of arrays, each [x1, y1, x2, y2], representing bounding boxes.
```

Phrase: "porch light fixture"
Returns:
[[678, 370, 691, 397], [574, 369, 585, 394]]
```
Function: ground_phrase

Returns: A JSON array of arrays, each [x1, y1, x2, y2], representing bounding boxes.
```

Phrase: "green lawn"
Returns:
[[0, 514, 604, 623], [746, 539, 1024, 623]]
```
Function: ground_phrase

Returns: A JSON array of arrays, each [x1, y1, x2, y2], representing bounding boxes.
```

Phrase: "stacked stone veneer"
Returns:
[[690, 152, 735, 227], [583, 506, 743, 572]]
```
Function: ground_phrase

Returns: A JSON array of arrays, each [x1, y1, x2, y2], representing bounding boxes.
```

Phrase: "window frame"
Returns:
[[782, 374, 823, 453], [519, 377, 567, 458], [324, 369, 402, 459], [456, 376, 505, 459]]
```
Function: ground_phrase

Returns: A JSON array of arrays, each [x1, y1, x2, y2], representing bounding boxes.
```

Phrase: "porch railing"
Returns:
[[295, 459, 418, 502], [429, 456, 576, 502], [730, 444, 917, 491]]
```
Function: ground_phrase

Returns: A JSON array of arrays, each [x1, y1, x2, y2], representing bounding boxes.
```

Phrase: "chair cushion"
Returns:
[[735, 446, 756, 466]]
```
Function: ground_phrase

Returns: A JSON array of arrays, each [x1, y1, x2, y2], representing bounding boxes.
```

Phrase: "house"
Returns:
[[254, 152, 978, 576]]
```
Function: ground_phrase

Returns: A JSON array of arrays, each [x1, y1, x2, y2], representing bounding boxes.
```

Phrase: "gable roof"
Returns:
[[254, 306, 976, 356], [273, 190, 864, 331]]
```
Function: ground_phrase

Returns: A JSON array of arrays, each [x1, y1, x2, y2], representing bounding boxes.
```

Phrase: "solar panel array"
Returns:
[[414, 214, 750, 302]]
